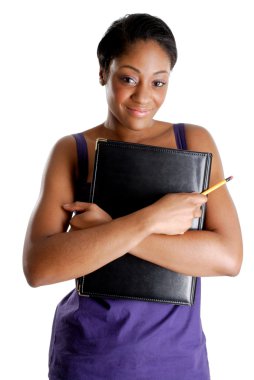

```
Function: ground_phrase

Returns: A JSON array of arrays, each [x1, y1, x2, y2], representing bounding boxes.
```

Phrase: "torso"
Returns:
[[83, 121, 177, 183], [68, 121, 212, 201], [48, 122, 211, 379]]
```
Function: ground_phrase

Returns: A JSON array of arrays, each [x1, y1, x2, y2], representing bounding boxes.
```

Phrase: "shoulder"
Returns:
[[48, 134, 81, 165], [42, 134, 79, 187], [184, 123, 224, 183], [50, 134, 77, 156], [184, 123, 218, 154]]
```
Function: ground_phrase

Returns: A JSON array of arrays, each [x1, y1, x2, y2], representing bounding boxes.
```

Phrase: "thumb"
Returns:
[[191, 193, 207, 205]]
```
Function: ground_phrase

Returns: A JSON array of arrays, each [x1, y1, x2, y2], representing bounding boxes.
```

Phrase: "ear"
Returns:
[[99, 68, 107, 86]]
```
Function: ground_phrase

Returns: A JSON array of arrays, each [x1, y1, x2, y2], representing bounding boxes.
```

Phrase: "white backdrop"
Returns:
[[1, 1, 253, 379]]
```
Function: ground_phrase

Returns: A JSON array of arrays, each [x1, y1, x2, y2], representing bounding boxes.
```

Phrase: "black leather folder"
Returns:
[[76, 139, 212, 305]]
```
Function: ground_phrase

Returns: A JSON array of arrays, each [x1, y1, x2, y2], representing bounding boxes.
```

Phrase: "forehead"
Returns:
[[111, 40, 171, 72]]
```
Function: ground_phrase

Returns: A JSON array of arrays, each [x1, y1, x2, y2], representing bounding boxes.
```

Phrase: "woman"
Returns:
[[23, 13, 242, 379]]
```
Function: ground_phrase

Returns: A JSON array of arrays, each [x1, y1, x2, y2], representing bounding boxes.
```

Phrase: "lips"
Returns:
[[126, 106, 152, 117]]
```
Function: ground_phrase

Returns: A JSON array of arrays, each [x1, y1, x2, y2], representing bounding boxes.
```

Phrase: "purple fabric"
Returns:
[[173, 123, 187, 150], [48, 124, 210, 379], [73, 133, 89, 181]]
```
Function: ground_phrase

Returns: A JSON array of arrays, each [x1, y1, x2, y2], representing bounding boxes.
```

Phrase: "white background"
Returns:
[[1, 1, 253, 379]]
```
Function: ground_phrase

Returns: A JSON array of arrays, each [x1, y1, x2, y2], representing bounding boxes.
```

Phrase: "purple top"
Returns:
[[48, 124, 210, 380]]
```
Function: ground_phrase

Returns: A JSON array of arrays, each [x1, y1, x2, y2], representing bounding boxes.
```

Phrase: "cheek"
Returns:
[[155, 88, 168, 105], [107, 82, 130, 105]]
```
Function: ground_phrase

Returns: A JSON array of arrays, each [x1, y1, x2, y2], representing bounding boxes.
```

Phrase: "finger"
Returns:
[[192, 194, 207, 205], [62, 202, 92, 212], [194, 208, 202, 218], [200, 194, 208, 203]]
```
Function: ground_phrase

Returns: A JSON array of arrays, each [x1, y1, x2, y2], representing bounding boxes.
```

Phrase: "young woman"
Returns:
[[23, 13, 242, 380]]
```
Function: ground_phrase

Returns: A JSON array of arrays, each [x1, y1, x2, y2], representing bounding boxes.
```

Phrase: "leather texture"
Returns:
[[76, 139, 212, 305]]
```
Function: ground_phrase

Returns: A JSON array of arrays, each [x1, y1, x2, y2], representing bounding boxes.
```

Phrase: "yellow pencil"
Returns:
[[202, 176, 233, 195]]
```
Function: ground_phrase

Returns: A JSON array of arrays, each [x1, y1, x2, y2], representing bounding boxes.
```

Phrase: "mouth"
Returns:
[[126, 106, 152, 117]]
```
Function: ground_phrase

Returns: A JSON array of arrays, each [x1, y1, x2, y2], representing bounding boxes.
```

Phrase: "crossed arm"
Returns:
[[23, 128, 243, 287]]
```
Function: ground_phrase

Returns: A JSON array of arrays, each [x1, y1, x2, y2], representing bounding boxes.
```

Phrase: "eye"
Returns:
[[153, 80, 167, 88], [120, 76, 137, 86]]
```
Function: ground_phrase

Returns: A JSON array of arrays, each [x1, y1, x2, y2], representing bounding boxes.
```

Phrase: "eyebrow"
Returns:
[[119, 65, 169, 75]]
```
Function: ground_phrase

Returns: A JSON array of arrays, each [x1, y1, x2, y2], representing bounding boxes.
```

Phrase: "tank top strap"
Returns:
[[72, 133, 88, 181], [173, 123, 187, 150], [72, 125, 186, 181]]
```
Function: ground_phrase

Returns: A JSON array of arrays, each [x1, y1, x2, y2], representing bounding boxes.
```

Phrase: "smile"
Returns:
[[126, 107, 152, 117]]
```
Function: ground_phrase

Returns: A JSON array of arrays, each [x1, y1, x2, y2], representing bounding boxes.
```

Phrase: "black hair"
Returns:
[[97, 13, 177, 73]]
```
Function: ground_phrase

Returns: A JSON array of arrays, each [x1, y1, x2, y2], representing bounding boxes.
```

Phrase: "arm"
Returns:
[[23, 135, 205, 287], [130, 125, 243, 277], [22, 136, 156, 287]]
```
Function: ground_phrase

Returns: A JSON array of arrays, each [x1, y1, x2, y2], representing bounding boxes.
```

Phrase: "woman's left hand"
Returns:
[[63, 202, 112, 231]]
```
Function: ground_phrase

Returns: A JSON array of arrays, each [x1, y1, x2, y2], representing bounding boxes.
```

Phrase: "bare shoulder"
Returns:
[[44, 134, 79, 179], [38, 134, 80, 205], [49, 134, 77, 162], [184, 123, 224, 182], [184, 123, 217, 153]]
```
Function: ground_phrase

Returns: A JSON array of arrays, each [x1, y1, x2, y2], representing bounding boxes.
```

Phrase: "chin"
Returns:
[[123, 115, 155, 131]]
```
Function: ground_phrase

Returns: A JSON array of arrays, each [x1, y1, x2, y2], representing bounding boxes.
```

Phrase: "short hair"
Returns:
[[97, 13, 177, 73]]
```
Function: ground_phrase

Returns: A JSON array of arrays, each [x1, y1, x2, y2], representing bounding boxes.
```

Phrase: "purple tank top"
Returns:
[[48, 124, 210, 380]]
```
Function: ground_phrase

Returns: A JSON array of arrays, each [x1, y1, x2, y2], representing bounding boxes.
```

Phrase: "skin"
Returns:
[[23, 40, 243, 287]]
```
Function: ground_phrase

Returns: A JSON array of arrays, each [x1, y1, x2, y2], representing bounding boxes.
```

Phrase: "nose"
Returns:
[[131, 82, 151, 105]]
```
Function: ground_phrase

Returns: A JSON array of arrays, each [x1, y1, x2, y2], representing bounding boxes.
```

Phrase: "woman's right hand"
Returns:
[[63, 202, 112, 231], [148, 193, 207, 236]]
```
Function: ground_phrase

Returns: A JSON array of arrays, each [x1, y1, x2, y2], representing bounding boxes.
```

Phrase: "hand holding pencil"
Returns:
[[202, 176, 233, 195]]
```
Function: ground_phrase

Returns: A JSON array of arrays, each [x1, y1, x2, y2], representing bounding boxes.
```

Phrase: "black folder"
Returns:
[[76, 139, 212, 305]]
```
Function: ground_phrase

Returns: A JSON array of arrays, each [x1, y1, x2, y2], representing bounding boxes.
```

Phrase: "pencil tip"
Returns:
[[226, 176, 233, 182]]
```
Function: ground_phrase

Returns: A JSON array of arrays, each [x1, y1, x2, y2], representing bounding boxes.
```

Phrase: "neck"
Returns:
[[103, 115, 156, 143]]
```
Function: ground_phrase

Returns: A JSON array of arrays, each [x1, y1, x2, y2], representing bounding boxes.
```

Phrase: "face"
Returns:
[[102, 39, 171, 132]]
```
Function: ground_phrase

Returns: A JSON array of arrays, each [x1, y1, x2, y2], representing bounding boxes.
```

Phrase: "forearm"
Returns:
[[130, 230, 242, 277], [23, 208, 153, 287]]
